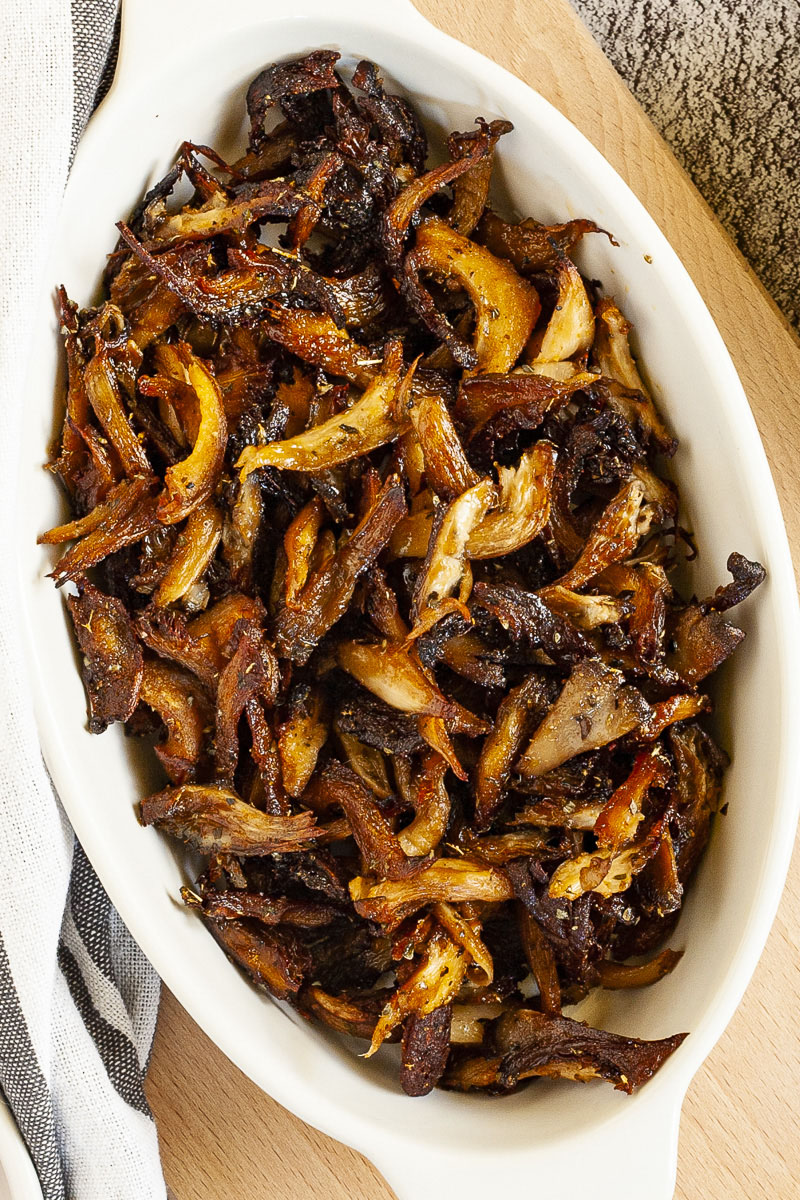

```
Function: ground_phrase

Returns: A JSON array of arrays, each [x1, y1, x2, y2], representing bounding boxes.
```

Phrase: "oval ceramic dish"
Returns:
[[17, 1, 800, 1197]]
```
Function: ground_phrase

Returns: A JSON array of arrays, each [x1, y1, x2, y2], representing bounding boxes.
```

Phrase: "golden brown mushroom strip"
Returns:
[[337, 641, 490, 737], [416, 715, 468, 781], [215, 622, 280, 782], [539, 585, 628, 630], [186, 890, 338, 929], [406, 392, 481, 500], [156, 345, 227, 524], [509, 799, 603, 831], [50, 488, 157, 586], [203, 917, 309, 1003], [438, 630, 506, 689], [545, 478, 646, 593], [381, 135, 492, 363], [140, 784, 318, 855], [594, 748, 671, 852], [350, 859, 514, 929], [441, 1054, 504, 1091], [84, 350, 152, 479], [548, 823, 665, 902], [410, 479, 494, 636], [388, 506, 437, 559], [108, 255, 184, 351], [667, 606, 746, 685], [477, 210, 609, 273], [136, 610, 220, 691], [592, 297, 673, 449], [39, 476, 148, 546], [468, 441, 556, 559], [640, 693, 711, 740], [448, 119, 513, 237], [397, 752, 451, 857], [138, 659, 211, 784], [277, 687, 329, 798], [407, 219, 540, 374], [154, 501, 223, 607], [299, 986, 393, 1040], [400, 1006, 453, 1097], [365, 930, 467, 1056], [188, 593, 265, 668], [260, 307, 374, 387], [454, 369, 593, 438], [221, 473, 263, 589], [231, 123, 296, 179], [624, 563, 671, 664], [392, 442, 555, 563], [65, 579, 143, 734], [337, 730, 393, 800], [517, 659, 653, 777], [433, 902, 493, 983], [365, 568, 410, 642], [492, 1008, 686, 1093], [237, 343, 411, 478], [597, 948, 683, 991], [517, 903, 561, 1016], [319, 761, 424, 880], [136, 594, 264, 692], [274, 474, 407, 664], [457, 830, 550, 865], [526, 256, 594, 364], [50, 289, 95, 500], [144, 179, 300, 245], [246, 697, 290, 816], [474, 673, 550, 830], [283, 497, 326, 606]]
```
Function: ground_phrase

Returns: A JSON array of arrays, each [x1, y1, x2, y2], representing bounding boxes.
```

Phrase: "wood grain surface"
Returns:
[[145, 1, 800, 1196]]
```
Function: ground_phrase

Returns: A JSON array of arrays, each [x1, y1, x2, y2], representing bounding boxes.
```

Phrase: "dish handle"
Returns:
[[370, 1088, 685, 1200], [114, 0, 431, 92]]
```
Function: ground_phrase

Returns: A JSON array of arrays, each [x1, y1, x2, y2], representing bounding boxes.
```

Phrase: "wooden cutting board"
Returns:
[[145, 1, 800, 1196]]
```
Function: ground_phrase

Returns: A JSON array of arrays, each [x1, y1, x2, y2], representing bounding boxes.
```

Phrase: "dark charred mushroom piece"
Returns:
[[66, 578, 143, 732], [492, 1008, 687, 1092]]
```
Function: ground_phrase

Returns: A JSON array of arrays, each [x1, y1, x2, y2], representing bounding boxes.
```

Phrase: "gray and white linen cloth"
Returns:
[[0, 2, 165, 1198], [0, 0, 797, 1198]]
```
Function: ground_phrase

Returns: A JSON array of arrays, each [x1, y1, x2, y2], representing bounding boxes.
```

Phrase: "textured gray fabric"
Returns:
[[571, 0, 800, 330], [70, 0, 119, 150]]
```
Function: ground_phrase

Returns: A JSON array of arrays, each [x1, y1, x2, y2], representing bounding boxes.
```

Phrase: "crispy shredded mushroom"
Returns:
[[406, 219, 540, 373], [155, 500, 223, 607], [44, 50, 763, 1098], [350, 859, 514, 929], [365, 930, 467, 1057], [155, 344, 227, 524], [410, 479, 493, 637], [139, 659, 212, 783], [66, 578, 143, 733], [517, 659, 653, 777], [467, 441, 556, 559], [237, 342, 411, 476], [526, 256, 594, 364], [445, 1008, 688, 1093], [140, 784, 318, 855], [337, 640, 490, 735]]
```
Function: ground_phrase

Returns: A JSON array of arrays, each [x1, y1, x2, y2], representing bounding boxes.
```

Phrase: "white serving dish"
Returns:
[[16, 0, 800, 1196]]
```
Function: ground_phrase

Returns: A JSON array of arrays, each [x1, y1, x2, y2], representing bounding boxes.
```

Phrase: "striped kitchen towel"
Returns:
[[0, 1, 165, 1197]]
